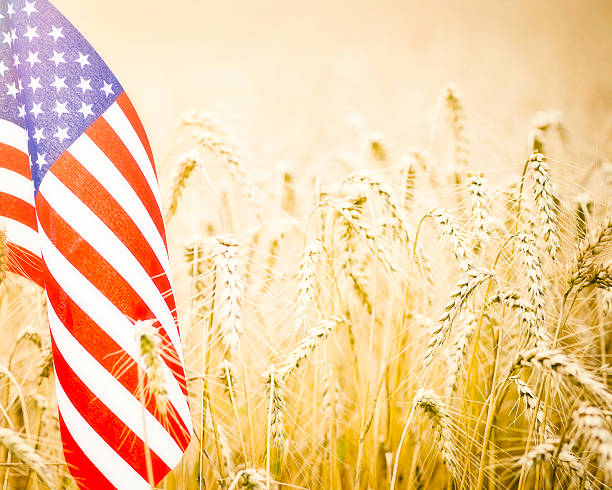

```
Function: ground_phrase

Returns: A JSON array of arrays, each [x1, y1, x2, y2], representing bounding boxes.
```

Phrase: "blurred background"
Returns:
[[53, 0, 612, 168]]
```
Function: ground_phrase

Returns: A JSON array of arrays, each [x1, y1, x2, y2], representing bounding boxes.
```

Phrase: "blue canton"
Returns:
[[0, 0, 122, 191]]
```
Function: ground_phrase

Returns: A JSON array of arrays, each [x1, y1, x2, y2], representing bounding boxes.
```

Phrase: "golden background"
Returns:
[[53, 0, 612, 166]]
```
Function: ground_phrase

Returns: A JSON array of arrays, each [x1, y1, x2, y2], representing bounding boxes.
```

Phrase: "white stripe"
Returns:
[[0, 217, 40, 258], [0, 119, 28, 154], [54, 377, 151, 490], [38, 229, 192, 432], [68, 134, 171, 276], [102, 103, 163, 211], [39, 173, 184, 366], [48, 302, 184, 468], [0, 168, 35, 205]]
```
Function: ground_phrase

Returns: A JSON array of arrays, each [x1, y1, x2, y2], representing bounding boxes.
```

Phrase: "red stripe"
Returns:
[[51, 337, 172, 482], [53, 151, 175, 322], [36, 192, 189, 399], [6, 242, 44, 287], [0, 142, 30, 179], [45, 269, 191, 449], [85, 116, 167, 245], [0, 192, 37, 230], [115, 92, 157, 177], [57, 411, 116, 490]]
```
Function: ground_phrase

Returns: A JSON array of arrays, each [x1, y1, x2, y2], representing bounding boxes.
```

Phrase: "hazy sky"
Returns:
[[52, 0, 612, 164]]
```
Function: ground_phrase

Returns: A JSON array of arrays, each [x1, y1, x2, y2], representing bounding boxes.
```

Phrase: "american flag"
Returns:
[[0, 1, 193, 487]]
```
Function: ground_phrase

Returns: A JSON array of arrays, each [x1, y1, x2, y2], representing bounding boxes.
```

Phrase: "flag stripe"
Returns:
[[102, 103, 163, 213], [0, 144, 31, 179], [67, 133, 170, 277], [36, 225, 192, 431], [50, 150, 181, 363], [51, 340, 173, 481], [49, 303, 181, 473], [115, 93, 156, 176], [44, 270, 191, 450], [85, 117, 167, 245], [57, 412, 116, 490], [0, 169, 35, 205], [0, 193, 37, 229], [38, 171, 185, 365], [48, 298, 187, 463], [1, 217, 40, 258], [55, 378, 151, 490], [0, 119, 29, 154]]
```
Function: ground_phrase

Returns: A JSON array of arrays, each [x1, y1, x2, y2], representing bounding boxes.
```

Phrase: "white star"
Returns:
[[54, 126, 70, 143], [28, 76, 42, 93], [5, 82, 18, 99], [33, 128, 45, 144], [100, 81, 114, 97], [22, 1, 37, 17], [6, 3, 15, 18], [17, 105, 26, 118], [48, 25, 64, 42], [49, 50, 66, 67], [25, 51, 40, 67], [0, 60, 7, 77], [50, 75, 68, 92], [2, 32, 12, 46], [24, 25, 38, 42], [52, 100, 69, 118], [10, 28, 17, 42], [35, 152, 46, 169], [78, 102, 94, 119], [75, 52, 90, 69], [12, 54, 19, 67], [30, 102, 43, 118], [76, 77, 92, 94], [17, 79, 23, 92]]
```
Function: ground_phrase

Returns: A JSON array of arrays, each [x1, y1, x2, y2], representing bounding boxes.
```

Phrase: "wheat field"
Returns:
[[0, 80, 611, 489]]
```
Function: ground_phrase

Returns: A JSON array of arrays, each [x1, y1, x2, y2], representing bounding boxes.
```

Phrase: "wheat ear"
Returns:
[[516, 233, 550, 349], [573, 404, 612, 484], [441, 83, 469, 172], [164, 150, 200, 222], [413, 388, 459, 480], [424, 267, 494, 367], [567, 217, 612, 292], [0, 427, 56, 489], [514, 349, 612, 409], [527, 152, 560, 258], [431, 209, 472, 272], [134, 320, 168, 415], [212, 236, 243, 359], [0, 228, 7, 286]]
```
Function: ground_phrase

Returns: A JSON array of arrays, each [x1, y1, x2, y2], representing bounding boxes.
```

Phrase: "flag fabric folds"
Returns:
[[0, 1, 193, 487]]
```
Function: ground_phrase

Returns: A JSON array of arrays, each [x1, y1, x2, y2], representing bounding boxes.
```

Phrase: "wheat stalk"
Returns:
[[444, 311, 476, 398], [280, 318, 338, 380], [165, 150, 200, 222], [424, 267, 494, 367], [264, 367, 286, 450], [0, 428, 56, 489], [516, 232, 550, 349], [134, 320, 169, 415], [197, 130, 262, 221], [413, 388, 459, 480], [573, 404, 612, 484], [212, 236, 243, 359], [295, 239, 323, 331], [329, 196, 398, 272], [527, 152, 560, 258], [514, 349, 612, 409], [468, 174, 491, 247], [441, 83, 469, 174], [431, 209, 472, 272]]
